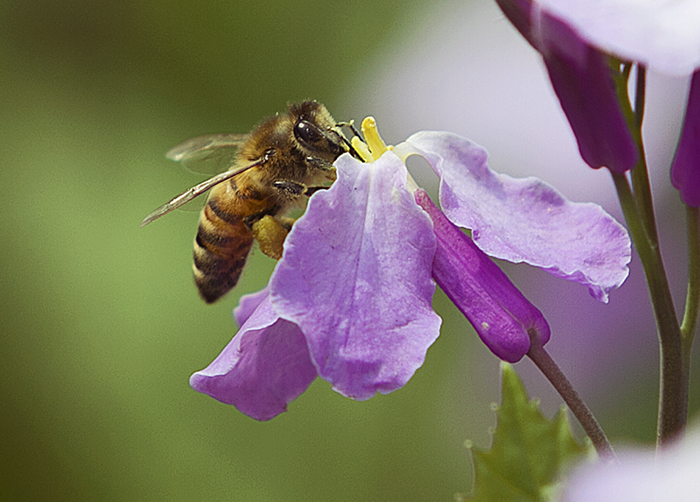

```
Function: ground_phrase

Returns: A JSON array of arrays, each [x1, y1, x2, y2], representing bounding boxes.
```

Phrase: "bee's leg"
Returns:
[[304, 186, 330, 197], [335, 121, 364, 160], [304, 157, 335, 172], [250, 215, 288, 260], [336, 121, 363, 140], [272, 180, 306, 197], [273, 179, 331, 198]]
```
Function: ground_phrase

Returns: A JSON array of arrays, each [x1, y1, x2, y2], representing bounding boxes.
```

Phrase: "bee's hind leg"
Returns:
[[257, 179, 331, 260], [250, 215, 288, 260]]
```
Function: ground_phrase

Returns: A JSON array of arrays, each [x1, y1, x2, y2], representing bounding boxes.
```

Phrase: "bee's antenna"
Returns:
[[336, 120, 364, 160], [337, 120, 364, 142]]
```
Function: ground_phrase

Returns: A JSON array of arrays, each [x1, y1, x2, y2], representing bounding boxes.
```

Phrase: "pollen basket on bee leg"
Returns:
[[252, 215, 289, 260]]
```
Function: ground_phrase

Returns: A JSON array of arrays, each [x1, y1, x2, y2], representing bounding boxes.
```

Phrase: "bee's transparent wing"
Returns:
[[167, 133, 249, 175], [139, 159, 263, 228]]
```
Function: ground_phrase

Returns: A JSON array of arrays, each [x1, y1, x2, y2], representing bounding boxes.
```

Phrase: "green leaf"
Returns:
[[467, 363, 590, 502]]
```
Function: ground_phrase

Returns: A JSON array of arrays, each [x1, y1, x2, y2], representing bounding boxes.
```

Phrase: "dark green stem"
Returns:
[[634, 66, 646, 129], [682, 206, 700, 365], [612, 172, 686, 444], [611, 63, 686, 444], [628, 67, 660, 242], [527, 340, 615, 459]]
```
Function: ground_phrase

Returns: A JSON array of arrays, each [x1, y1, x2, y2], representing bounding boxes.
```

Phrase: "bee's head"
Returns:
[[289, 101, 348, 161]]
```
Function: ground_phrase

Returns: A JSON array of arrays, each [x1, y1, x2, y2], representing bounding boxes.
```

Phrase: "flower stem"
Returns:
[[682, 206, 700, 361], [611, 172, 686, 445], [633, 65, 646, 130], [628, 68, 661, 243], [614, 64, 686, 443], [526, 340, 615, 459]]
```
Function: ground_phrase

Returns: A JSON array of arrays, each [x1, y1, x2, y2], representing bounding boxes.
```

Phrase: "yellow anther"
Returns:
[[361, 116, 389, 159]]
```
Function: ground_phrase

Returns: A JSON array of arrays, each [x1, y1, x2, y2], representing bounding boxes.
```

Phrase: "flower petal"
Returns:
[[536, 10, 639, 173], [416, 190, 550, 362], [540, 0, 700, 76], [190, 293, 317, 421], [671, 69, 700, 207], [397, 132, 632, 302], [270, 152, 441, 400], [233, 286, 270, 326], [496, 0, 539, 49], [565, 431, 700, 501]]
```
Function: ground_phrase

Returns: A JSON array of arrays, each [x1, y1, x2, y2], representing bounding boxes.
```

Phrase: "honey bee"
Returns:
[[140, 100, 359, 303]]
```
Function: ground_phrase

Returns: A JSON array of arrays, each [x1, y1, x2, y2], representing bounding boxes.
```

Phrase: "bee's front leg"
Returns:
[[303, 186, 330, 197], [273, 179, 332, 199]]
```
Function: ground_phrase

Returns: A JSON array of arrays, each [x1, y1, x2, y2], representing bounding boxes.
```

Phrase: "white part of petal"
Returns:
[[540, 0, 700, 75]]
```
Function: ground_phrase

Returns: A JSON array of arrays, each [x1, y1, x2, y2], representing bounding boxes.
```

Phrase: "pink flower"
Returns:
[[191, 129, 630, 420]]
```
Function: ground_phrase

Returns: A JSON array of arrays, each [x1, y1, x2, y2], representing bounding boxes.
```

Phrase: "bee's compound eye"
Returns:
[[294, 120, 321, 146]]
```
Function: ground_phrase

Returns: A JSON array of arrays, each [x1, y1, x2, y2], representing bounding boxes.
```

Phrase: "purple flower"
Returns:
[[498, 0, 700, 178], [190, 127, 631, 420], [671, 70, 700, 207], [496, 0, 638, 172]]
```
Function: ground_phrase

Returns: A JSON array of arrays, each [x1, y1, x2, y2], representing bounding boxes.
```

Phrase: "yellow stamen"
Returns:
[[361, 117, 389, 159], [351, 136, 373, 163], [353, 116, 419, 192]]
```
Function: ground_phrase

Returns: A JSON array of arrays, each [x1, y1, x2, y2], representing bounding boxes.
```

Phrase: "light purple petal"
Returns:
[[270, 152, 441, 400], [540, 0, 700, 76], [233, 286, 270, 326], [190, 293, 317, 421], [396, 132, 631, 302]]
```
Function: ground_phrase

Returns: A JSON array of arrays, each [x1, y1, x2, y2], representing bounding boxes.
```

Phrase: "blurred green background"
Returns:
[[1, 0, 697, 500]]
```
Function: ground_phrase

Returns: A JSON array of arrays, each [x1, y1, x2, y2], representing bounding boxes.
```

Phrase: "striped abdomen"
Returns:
[[192, 196, 256, 303]]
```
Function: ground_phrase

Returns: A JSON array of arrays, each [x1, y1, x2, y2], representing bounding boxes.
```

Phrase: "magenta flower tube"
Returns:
[[415, 189, 551, 362], [672, 70, 700, 207]]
